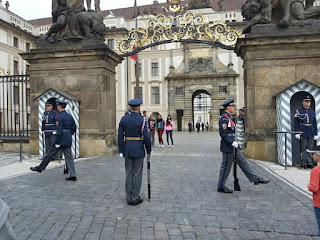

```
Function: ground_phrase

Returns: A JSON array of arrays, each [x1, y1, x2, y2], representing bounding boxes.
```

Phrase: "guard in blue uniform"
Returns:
[[31, 99, 77, 181], [118, 98, 152, 206], [294, 95, 318, 168], [217, 99, 270, 193], [42, 101, 57, 155]]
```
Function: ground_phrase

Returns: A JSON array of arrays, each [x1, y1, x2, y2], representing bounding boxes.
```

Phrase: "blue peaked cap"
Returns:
[[301, 95, 312, 101], [56, 99, 67, 105], [221, 99, 234, 107], [128, 98, 142, 106]]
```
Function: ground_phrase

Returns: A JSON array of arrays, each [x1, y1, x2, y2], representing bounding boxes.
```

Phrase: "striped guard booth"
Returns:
[[276, 80, 320, 166], [35, 89, 80, 159]]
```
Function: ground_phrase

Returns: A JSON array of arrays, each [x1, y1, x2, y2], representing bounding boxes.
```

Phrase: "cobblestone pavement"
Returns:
[[0, 132, 319, 240]]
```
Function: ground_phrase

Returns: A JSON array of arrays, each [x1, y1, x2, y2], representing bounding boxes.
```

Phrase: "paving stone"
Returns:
[[0, 132, 318, 239]]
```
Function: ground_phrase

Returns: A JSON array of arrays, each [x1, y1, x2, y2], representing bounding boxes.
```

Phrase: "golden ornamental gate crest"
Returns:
[[116, 0, 241, 57]]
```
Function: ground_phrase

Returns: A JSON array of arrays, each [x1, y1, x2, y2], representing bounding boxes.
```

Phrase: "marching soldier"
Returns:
[[294, 95, 318, 168], [42, 101, 57, 155], [118, 98, 152, 206], [30, 100, 77, 181], [217, 99, 270, 193]]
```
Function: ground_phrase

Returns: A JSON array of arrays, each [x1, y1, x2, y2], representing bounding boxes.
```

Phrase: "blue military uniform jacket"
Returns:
[[118, 112, 152, 158], [219, 111, 236, 153], [294, 107, 317, 138], [54, 110, 76, 146], [41, 110, 57, 136]]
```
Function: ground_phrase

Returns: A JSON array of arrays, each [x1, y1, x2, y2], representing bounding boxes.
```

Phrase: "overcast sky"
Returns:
[[8, 0, 167, 20]]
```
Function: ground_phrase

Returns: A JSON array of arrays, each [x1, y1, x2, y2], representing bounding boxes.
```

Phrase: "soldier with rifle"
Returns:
[[217, 99, 270, 193], [294, 95, 318, 168], [118, 98, 152, 205]]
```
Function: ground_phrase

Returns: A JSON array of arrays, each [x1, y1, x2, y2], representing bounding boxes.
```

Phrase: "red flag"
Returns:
[[130, 45, 137, 61]]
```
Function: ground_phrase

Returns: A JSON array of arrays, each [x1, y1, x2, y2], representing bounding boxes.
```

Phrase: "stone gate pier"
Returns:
[[235, 25, 320, 162], [21, 40, 122, 157]]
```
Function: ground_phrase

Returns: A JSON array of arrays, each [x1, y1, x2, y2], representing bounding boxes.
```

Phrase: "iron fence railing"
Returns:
[[0, 75, 30, 138]]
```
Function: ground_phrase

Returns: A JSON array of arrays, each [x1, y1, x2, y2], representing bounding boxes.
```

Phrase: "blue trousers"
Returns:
[[315, 207, 320, 236], [218, 150, 260, 189]]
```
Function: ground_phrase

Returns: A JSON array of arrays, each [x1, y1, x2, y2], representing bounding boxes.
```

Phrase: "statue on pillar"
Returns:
[[44, 0, 106, 43], [241, 0, 320, 33]]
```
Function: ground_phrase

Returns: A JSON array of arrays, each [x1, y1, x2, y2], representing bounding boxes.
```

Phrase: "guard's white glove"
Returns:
[[52, 131, 57, 135], [314, 135, 318, 140], [232, 141, 239, 148], [120, 153, 124, 158], [55, 144, 60, 148], [295, 134, 300, 140]]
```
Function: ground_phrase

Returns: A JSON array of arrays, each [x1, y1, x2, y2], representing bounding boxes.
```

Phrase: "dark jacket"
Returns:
[[118, 112, 152, 158], [54, 110, 76, 146], [294, 107, 317, 138], [219, 111, 235, 153], [41, 110, 57, 136]]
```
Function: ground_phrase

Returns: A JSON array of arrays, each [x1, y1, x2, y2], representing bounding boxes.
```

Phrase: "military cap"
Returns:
[[45, 101, 53, 106], [307, 145, 320, 155], [128, 98, 142, 106], [221, 99, 234, 107], [301, 95, 312, 101], [55, 99, 67, 105]]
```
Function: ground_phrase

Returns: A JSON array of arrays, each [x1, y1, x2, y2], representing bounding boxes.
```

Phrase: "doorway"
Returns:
[[192, 90, 211, 129]]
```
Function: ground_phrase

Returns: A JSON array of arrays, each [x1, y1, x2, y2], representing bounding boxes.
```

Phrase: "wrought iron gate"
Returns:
[[0, 75, 30, 139]]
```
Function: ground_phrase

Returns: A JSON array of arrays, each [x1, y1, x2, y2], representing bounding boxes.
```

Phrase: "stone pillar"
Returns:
[[21, 43, 122, 157], [235, 24, 320, 161]]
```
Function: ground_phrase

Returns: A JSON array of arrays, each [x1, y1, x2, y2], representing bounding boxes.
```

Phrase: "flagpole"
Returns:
[[134, 0, 140, 99]]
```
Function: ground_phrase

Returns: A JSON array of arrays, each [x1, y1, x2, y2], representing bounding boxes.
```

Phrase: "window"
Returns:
[[219, 86, 228, 94], [151, 87, 160, 104], [107, 39, 114, 49], [14, 61, 19, 75], [15, 113, 19, 124], [26, 42, 30, 52], [176, 87, 183, 95], [13, 37, 19, 48], [134, 87, 143, 100], [151, 63, 158, 76], [14, 86, 19, 105], [151, 45, 158, 50], [138, 63, 142, 77], [26, 88, 30, 105]]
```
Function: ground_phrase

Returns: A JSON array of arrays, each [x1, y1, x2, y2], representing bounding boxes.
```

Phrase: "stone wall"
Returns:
[[235, 24, 320, 161]]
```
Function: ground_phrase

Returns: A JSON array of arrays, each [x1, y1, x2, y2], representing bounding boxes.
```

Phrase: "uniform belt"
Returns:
[[227, 134, 235, 136], [63, 130, 71, 132], [125, 137, 142, 140], [44, 124, 55, 126], [301, 124, 312, 126]]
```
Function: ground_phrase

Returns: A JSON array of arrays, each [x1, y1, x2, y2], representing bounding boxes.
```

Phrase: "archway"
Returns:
[[192, 90, 211, 130]]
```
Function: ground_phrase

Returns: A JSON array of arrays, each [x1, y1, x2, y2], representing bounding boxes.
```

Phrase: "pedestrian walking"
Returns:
[[30, 99, 77, 181], [307, 145, 320, 236], [196, 120, 201, 133], [201, 122, 204, 131], [217, 99, 270, 193], [148, 115, 156, 146], [157, 115, 165, 147], [294, 95, 318, 168], [205, 122, 209, 131], [118, 98, 152, 206], [164, 115, 174, 147], [188, 121, 193, 133]]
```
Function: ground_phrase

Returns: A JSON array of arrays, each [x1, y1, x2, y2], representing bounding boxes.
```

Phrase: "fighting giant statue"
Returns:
[[241, 0, 320, 33], [45, 0, 106, 43]]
